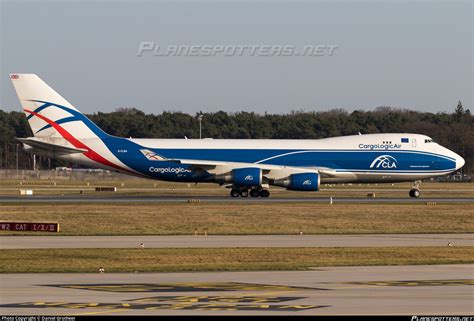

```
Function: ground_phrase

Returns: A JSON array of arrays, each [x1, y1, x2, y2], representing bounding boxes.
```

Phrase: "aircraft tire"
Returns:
[[240, 189, 249, 197], [259, 189, 270, 198], [230, 189, 240, 197], [250, 189, 260, 197], [409, 189, 420, 198], [412, 189, 420, 198]]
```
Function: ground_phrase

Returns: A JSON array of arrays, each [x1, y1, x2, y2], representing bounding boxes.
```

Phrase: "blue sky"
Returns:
[[1, 0, 472, 114]]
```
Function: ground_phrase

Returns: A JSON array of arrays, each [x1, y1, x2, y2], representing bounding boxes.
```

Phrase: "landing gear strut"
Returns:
[[409, 180, 421, 198]]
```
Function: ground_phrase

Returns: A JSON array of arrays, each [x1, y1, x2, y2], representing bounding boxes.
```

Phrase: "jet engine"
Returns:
[[214, 167, 262, 186], [272, 172, 320, 191]]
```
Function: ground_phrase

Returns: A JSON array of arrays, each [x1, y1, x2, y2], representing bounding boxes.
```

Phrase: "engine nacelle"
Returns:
[[273, 172, 320, 191], [215, 167, 262, 186], [233, 167, 262, 186]]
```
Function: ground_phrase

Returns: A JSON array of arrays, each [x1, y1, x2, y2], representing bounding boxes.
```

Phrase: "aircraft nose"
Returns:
[[456, 154, 465, 170]]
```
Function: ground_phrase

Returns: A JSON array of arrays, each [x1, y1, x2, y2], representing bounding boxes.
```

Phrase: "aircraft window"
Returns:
[[425, 139, 434, 143]]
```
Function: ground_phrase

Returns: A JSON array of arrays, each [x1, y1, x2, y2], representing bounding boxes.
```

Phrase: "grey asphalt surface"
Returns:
[[1, 264, 472, 315], [1, 234, 473, 249], [0, 195, 473, 203]]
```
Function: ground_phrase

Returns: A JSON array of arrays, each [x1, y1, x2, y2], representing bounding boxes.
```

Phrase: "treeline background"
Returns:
[[0, 104, 472, 173]]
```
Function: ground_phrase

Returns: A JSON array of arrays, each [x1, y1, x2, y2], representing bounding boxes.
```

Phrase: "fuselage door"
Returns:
[[412, 138, 417, 148]]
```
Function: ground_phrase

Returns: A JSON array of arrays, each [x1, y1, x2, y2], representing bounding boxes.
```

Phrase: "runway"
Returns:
[[1, 234, 473, 249], [1, 195, 473, 203], [0, 264, 472, 315]]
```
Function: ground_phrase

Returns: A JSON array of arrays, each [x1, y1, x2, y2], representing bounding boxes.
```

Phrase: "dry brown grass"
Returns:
[[0, 202, 472, 235], [0, 247, 471, 273]]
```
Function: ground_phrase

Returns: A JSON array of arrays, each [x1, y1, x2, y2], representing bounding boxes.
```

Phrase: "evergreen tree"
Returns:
[[455, 100, 464, 115]]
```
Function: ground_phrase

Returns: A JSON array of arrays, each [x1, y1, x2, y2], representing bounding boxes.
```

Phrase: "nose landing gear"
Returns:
[[409, 180, 421, 198], [409, 188, 420, 198]]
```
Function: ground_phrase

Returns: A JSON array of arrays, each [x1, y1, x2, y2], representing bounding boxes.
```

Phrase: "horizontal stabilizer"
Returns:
[[16, 137, 88, 154]]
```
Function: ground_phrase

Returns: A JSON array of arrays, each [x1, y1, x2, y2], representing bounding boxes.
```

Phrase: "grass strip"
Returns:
[[0, 247, 472, 273], [1, 203, 473, 235]]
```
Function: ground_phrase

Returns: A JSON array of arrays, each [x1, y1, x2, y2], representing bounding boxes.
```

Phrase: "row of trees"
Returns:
[[0, 102, 472, 173]]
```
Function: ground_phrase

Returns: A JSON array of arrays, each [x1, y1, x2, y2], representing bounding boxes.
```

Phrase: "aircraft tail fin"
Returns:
[[10, 73, 108, 139]]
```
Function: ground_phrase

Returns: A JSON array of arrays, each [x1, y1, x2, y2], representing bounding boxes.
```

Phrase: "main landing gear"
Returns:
[[230, 186, 270, 198], [409, 180, 421, 198]]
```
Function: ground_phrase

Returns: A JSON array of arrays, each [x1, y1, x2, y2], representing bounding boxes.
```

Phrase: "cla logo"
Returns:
[[370, 155, 397, 169], [244, 175, 254, 181], [302, 180, 312, 185]]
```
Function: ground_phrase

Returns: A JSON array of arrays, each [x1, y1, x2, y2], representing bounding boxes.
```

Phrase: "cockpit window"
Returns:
[[425, 139, 435, 143]]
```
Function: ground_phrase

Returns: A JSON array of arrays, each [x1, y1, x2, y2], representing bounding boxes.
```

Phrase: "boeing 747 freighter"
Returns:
[[10, 74, 465, 198]]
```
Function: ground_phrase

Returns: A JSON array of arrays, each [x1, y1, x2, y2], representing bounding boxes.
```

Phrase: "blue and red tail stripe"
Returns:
[[24, 107, 136, 175], [26, 100, 108, 138]]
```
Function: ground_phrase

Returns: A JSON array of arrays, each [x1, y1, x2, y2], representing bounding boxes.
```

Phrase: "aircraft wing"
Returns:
[[169, 158, 338, 178], [16, 137, 88, 154], [139, 148, 339, 178]]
